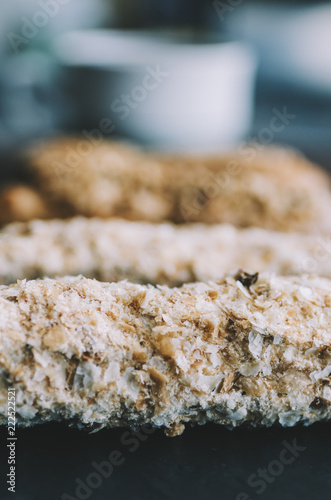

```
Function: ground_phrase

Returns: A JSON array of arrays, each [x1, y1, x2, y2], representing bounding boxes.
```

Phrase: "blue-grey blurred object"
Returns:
[[0, 0, 330, 166], [0, 51, 61, 151], [221, 2, 331, 95], [0, 0, 113, 55], [110, 0, 210, 28], [0, 0, 114, 154], [212, 2, 331, 167]]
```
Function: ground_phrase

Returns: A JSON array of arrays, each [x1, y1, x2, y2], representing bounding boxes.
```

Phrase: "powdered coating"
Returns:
[[0, 217, 330, 286], [0, 217, 331, 286]]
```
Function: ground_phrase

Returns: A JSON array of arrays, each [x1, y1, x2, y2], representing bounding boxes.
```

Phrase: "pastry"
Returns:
[[3, 138, 329, 232], [0, 185, 54, 226], [0, 273, 330, 436], [0, 217, 329, 285]]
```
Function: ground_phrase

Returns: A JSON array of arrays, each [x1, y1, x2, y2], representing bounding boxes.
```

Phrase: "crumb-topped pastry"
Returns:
[[2, 138, 330, 232], [0, 273, 330, 435], [0, 217, 330, 285]]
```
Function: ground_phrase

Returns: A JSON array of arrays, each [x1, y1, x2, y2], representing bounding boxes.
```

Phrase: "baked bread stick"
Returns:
[[11, 138, 331, 232], [0, 185, 50, 226], [0, 274, 330, 436], [0, 184, 66, 226], [0, 217, 330, 286]]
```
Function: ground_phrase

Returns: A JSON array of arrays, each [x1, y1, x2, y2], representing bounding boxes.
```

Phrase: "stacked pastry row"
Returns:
[[0, 138, 331, 435]]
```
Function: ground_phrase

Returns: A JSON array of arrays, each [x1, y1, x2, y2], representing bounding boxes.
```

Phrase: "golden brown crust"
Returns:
[[18, 138, 331, 232], [0, 185, 54, 225], [0, 273, 330, 434]]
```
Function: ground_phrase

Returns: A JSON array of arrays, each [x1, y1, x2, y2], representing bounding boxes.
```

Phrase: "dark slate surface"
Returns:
[[0, 421, 330, 500]]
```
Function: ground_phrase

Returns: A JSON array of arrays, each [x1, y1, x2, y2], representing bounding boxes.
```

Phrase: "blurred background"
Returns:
[[0, 0, 331, 183]]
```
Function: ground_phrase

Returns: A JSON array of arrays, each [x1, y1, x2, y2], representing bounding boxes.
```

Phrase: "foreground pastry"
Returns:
[[0, 273, 330, 436], [2, 138, 331, 233], [1, 217, 331, 286]]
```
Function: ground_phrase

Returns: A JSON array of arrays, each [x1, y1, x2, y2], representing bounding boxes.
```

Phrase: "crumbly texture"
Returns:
[[0, 274, 330, 436], [11, 137, 331, 232], [0, 217, 331, 286]]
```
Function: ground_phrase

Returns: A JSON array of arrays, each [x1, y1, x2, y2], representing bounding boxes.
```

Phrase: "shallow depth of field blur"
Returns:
[[0, 0, 331, 181]]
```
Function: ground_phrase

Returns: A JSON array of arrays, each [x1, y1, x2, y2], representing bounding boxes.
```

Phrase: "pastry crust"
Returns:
[[0, 217, 330, 286], [17, 138, 331, 232], [0, 273, 330, 435], [0, 185, 53, 225]]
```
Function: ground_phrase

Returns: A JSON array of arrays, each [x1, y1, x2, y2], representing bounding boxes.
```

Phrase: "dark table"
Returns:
[[0, 420, 330, 500]]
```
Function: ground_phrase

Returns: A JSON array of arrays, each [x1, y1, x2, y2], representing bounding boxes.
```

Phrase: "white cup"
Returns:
[[52, 30, 258, 152]]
